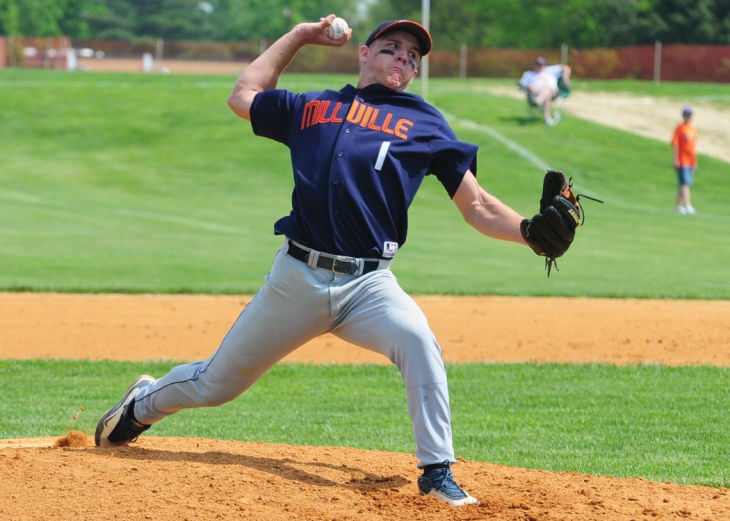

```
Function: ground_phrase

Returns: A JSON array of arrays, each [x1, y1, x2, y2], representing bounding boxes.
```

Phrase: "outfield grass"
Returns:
[[0, 360, 726, 487], [1, 69, 728, 297]]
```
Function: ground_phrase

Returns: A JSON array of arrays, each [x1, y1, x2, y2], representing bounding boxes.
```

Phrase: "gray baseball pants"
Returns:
[[133, 240, 456, 466]]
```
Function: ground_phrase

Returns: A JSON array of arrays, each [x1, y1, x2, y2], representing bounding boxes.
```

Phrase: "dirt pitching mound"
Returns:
[[1, 433, 727, 521]]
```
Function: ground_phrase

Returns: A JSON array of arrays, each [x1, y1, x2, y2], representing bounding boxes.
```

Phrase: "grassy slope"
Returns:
[[1, 70, 728, 297]]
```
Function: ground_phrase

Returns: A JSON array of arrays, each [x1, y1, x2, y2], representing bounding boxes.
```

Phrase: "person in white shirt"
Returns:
[[519, 57, 571, 126]]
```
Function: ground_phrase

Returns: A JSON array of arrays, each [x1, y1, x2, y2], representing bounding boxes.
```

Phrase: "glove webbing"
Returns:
[[544, 183, 603, 277]]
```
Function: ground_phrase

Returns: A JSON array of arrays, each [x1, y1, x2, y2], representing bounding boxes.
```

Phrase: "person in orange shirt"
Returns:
[[671, 106, 698, 214]]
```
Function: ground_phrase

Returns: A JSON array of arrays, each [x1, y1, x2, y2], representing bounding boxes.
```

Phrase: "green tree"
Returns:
[[1, 0, 66, 36], [364, 0, 730, 48], [0, 0, 21, 36], [134, 0, 218, 40], [652, 0, 719, 44], [4, 0, 729, 46], [216, 0, 357, 42], [58, 0, 91, 37], [81, 0, 136, 40]]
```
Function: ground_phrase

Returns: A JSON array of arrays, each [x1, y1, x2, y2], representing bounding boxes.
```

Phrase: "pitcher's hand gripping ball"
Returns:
[[327, 17, 349, 40], [521, 170, 600, 276]]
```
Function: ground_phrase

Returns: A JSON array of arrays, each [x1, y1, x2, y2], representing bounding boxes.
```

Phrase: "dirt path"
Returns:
[[566, 91, 730, 163], [485, 84, 730, 163], [3, 293, 729, 367], [1, 293, 728, 520]]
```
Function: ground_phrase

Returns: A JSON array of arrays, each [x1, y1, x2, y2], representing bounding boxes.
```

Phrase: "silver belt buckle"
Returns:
[[331, 255, 358, 275]]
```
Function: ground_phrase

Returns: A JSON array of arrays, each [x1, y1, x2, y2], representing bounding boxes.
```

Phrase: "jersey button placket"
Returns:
[[330, 124, 350, 236], [331, 149, 343, 190], [333, 149, 345, 216]]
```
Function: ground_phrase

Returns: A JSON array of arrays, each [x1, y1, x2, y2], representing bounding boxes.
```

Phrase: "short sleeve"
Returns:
[[250, 89, 299, 146], [428, 139, 479, 198]]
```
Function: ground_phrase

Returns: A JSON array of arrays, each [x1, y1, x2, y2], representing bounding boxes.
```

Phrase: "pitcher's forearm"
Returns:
[[227, 16, 350, 120]]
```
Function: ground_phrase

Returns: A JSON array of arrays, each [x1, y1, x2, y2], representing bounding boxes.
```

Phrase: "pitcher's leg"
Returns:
[[134, 250, 331, 424], [333, 271, 455, 466]]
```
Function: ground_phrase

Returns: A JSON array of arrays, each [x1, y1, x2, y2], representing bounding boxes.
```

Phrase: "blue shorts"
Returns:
[[677, 166, 695, 186]]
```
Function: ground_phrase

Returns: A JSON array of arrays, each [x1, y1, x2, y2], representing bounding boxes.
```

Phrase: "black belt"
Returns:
[[287, 241, 381, 275]]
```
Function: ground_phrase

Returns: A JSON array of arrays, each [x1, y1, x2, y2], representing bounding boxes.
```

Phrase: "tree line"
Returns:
[[2, 0, 729, 49]]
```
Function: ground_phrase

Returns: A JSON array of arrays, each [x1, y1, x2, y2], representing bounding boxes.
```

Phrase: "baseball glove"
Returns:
[[521, 170, 596, 276]]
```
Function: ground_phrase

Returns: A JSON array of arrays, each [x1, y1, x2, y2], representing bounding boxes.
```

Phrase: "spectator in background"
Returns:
[[518, 57, 571, 126], [671, 106, 698, 215]]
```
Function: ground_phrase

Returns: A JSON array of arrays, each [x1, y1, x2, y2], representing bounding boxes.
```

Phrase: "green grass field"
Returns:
[[2, 69, 728, 297], [0, 359, 727, 486], [0, 69, 727, 487]]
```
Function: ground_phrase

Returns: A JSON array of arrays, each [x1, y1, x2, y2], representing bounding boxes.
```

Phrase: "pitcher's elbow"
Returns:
[[227, 95, 250, 120]]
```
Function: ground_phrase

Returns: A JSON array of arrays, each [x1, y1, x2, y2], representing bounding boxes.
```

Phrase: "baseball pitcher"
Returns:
[[95, 14, 582, 507]]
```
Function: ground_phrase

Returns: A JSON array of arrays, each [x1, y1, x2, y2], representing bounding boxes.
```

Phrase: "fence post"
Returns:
[[653, 40, 662, 83], [459, 44, 467, 79], [155, 38, 164, 61], [421, 0, 430, 100]]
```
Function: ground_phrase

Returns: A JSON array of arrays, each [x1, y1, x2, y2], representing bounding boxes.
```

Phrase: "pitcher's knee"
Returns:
[[190, 374, 250, 407], [390, 331, 443, 374]]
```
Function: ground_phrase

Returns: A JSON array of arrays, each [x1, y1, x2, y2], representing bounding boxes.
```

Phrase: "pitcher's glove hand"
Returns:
[[521, 170, 583, 276]]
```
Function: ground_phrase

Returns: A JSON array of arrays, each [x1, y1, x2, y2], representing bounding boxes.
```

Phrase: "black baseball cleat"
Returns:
[[95, 375, 155, 447], [417, 463, 480, 507]]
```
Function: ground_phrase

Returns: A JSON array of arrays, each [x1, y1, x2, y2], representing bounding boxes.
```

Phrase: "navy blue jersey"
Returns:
[[250, 83, 478, 259]]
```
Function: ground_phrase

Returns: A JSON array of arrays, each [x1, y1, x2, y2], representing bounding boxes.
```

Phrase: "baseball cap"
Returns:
[[365, 20, 432, 56], [535, 56, 546, 66], [682, 106, 693, 116]]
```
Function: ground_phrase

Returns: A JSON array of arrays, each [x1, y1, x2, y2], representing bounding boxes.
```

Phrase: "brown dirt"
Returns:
[[77, 57, 246, 75], [3, 293, 729, 367], [1, 293, 728, 521], [4, 59, 728, 520]]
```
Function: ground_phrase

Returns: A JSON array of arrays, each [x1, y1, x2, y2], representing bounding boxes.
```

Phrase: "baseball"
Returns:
[[327, 17, 349, 40]]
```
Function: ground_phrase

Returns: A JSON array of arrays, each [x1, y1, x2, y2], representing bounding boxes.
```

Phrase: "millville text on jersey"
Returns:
[[301, 99, 414, 139]]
